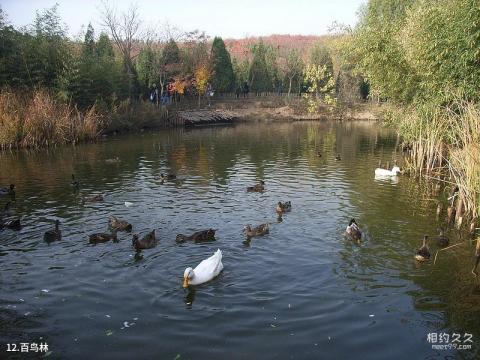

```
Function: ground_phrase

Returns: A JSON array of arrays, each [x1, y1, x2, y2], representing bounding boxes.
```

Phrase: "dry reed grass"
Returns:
[[391, 101, 480, 218], [0, 89, 102, 149]]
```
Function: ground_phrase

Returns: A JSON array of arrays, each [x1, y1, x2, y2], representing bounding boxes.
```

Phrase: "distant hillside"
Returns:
[[224, 34, 332, 60]]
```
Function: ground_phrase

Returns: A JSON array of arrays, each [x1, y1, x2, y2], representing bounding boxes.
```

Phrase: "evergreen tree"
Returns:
[[163, 39, 180, 65], [249, 40, 272, 93], [83, 23, 95, 58], [210, 37, 234, 92], [97, 32, 114, 59], [136, 47, 156, 91]]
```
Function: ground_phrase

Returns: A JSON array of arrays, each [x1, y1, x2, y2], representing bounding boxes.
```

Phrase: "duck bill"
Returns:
[[182, 277, 189, 288]]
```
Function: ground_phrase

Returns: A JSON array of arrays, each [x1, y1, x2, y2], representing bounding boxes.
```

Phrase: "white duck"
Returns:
[[374, 166, 401, 177], [183, 249, 223, 288]]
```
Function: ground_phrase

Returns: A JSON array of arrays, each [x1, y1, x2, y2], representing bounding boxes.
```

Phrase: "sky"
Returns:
[[2, 0, 366, 39]]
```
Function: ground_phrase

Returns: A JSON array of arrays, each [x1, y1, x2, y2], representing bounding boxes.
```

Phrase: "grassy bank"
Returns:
[[387, 101, 480, 219], [0, 89, 171, 150]]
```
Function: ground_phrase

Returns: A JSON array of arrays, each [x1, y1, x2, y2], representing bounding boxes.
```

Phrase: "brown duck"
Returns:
[[276, 201, 292, 214], [109, 216, 132, 231], [132, 230, 157, 250], [243, 224, 269, 238], [89, 230, 117, 244], [0, 217, 21, 230], [44, 220, 61, 242], [247, 181, 265, 192], [0, 184, 15, 197], [86, 194, 104, 202], [160, 173, 176, 181], [176, 229, 216, 243], [436, 229, 449, 248], [415, 236, 430, 262]]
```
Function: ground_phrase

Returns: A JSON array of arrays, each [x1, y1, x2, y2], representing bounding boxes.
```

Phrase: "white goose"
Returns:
[[374, 166, 401, 177], [183, 249, 223, 287]]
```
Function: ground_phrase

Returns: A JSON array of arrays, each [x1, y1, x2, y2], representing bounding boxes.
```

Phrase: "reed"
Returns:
[[389, 100, 480, 218], [446, 102, 480, 218], [0, 89, 102, 149]]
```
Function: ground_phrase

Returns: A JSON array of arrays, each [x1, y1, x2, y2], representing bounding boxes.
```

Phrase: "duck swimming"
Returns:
[[0, 217, 21, 230], [86, 194, 104, 202], [374, 166, 401, 177], [247, 180, 265, 192], [436, 229, 449, 247], [109, 216, 132, 232], [243, 223, 269, 238], [160, 173, 176, 181], [71, 174, 79, 189], [183, 249, 223, 288], [335, 155, 341, 161], [105, 157, 121, 164], [276, 201, 292, 214], [44, 220, 61, 242], [132, 230, 156, 250], [345, 218, 362, 241], [0, 184, 15, 198], [176, 229, 216, 243], [415, 236, 430, 262], [2, 202, 13, 216], [89, 230, 117, 244]]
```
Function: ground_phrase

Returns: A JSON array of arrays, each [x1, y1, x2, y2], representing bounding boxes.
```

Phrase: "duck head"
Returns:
[[183, 267, 194, 288], [207, 229, 216, 236], [176, 234, 187, 243], [132, 234, 139, 247], [349, 218, 357, 226], [55, 220, 60, 230], [259, 180, 265, 185], [422, 235, 429, 247], [391, 166, 401, 175]]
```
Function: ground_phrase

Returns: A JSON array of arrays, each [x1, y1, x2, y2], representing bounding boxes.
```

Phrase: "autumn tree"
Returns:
[[194, 63, 211, 106]]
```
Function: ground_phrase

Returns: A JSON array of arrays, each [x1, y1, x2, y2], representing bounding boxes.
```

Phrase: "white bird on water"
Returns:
[[374, 166, 402, 177], [183, 249, 224, 287]]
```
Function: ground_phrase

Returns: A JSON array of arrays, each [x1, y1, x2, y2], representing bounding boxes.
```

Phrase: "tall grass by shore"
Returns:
[[389, 101, 480, 219], [0, 89, 173, 150], [0, 89, 102, 149]]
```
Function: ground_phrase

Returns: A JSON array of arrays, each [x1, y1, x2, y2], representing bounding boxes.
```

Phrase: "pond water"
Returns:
[[1, 121, 479, 360]]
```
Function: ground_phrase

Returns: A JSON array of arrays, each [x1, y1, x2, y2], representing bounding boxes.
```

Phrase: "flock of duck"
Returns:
[[0, 174, 294, 289], [1, 159, 478, 288]]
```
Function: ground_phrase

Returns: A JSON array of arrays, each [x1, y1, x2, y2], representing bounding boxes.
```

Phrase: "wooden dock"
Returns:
[[177, 109, 237, 127]]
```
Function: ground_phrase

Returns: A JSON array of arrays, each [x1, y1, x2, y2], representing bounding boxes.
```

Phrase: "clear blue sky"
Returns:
[[2, 0, 366, 39]]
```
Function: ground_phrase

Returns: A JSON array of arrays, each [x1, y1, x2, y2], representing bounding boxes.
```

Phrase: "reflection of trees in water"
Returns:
[[0, 121, 397, 213]]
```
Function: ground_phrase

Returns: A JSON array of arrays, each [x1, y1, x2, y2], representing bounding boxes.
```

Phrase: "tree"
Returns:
[[346, 0, 418, 103], [136, 47, 156, 92], [97, 32, 114, 58], [210, 37, 235, 92], [303, 63, 335, 98], [194, 63, 211, 106], [310, 43, 333, 76], [157, 38, 181, 97], [249, 40, 272, 93], [29, 4, 71, 88], [279, 49, 304, 96], [181, 30, 209, 76], [100, 1, 143, 98], [232, 57, 250, 88], [83, 23, 95, 58]]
